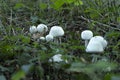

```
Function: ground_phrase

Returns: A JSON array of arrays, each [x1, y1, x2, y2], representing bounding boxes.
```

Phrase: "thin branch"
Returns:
[[10, 9, 13, 26], [47, 21, 57, 26], [80, 16, 120, 31], [0, 19, 7, 35], [12, 28, 16, 36]]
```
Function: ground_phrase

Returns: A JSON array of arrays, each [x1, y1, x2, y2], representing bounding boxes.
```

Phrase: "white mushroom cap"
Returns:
[[91, 36, 107, 48], [37, 24, 48, 33], [86, 38, 104, 53], [49, 26, 64, 37], [40, 37, 45, 41], [81, 30, 93, 40], [45, 34, 53, 42], [29, 26, 37, 34], [103, 39, 107, 49], [49, 54, 63, 62]]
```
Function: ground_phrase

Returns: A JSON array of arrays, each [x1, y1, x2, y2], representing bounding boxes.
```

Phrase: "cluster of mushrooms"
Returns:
[[29, 26, 108, 62], [81, 30, 107, 53], [29, 24, 65, 62], [29, 24, 64, 42]]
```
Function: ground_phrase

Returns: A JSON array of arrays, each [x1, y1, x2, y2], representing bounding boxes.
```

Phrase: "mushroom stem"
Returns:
[[54, 38, 58, 44], [85, 40, 89, 48], [91, 54, 99, 63], [92, 56, 97, 63], [59, 37, 62, 44]]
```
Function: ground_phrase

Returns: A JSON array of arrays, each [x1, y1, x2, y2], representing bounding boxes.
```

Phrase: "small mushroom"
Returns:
[[39, 37, 45, 41], [49, 54, 68, 63], [37, 24, 48, 36], [49, 54, 63, 62], [29, 26, 37, 34], [45, 34, 53, 42], [81, 30, 93, 47], [29, 26, 39, 40]]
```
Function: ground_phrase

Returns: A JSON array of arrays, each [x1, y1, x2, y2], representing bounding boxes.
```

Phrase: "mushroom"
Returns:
[[86, 36, 107, 53], [29, 26, 37, 34], [86, 36, 108, 62], [49, 54, 63, 62], [37, 24, 48, 36], [49, 26, 64, 37], [45, 34, 53, 42], [81, 30, 93, 47], [92, 36, 107, 49], [29, 26, 39, 40], [86, 38, 104, 53], [39, 37, 45, 41], [49, 54, 68, 63], [49, 26, 64, 44]]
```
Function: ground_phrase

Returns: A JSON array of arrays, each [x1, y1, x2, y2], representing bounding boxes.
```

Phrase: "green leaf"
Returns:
[[67, 62, 89, 73], [39, 3, 47, 10], [33, 42, 39, 48], [90, 61, 118, 72], [104, 73, 112, 80], [14, 3, 24, 9], [106, 31, 120, 38], [30, 65, 44, 78], [67, 61, 117, 73], [104, 73, 120, 80], [69, 45, 84, 50], [20, 35, 30, 44], [67, 62, 101, 80], [51, 0, 65, 10], [70, 62, 86, 68], [90, 12, 99, 19], [74, 1, 83, 6], [11, 70, 25, 80], [117, 17, 120, 22], [0, 66, 9, 72], [65, 0, 74, 4]]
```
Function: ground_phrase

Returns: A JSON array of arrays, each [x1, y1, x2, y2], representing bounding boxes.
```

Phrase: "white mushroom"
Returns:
[[86, 36, 107, 53], [39, 37, 45, 41], [81, 30, 93, 47], [49, 26, 64, 44], [103, 39, 107, 49], [49, 26, 64, 37], [29, 26, 37, 34], [86, 39, 104, 53], [45, 34, 53, 42], [92, 36, 107, 49], [37, 24, 48, 33], [49, 54, 63, 62]]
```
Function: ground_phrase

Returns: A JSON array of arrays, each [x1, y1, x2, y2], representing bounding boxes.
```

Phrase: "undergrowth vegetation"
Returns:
[[0, 0, 120, 80]]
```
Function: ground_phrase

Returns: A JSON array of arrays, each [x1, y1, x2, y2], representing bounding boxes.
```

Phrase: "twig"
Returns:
[[10, 9, 13, 26], [80, 16, 120, 31], [47, 21, 57, 27], [0, 20, 7, 35], [12, 28, 16, 36], [21, 28, 25, 34]]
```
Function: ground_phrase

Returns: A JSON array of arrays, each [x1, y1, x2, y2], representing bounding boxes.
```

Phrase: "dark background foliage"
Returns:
[[0, 0, 120, 80]]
